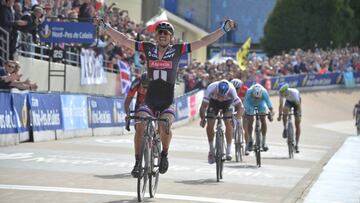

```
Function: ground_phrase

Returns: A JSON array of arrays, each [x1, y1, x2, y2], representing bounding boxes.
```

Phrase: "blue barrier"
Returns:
[[0, 92, 17, 134], [29, 93, 62, 131], [61, 94, 88, 130], [245, 72, 345, 89], [12, 93, 29, 133]]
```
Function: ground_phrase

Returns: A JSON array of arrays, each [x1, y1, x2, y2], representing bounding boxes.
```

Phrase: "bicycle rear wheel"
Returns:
[[287, 123, 294, 159], [215, 131, 224, 182], [137, 138, 149, 202], [149, 138, 161, 198]]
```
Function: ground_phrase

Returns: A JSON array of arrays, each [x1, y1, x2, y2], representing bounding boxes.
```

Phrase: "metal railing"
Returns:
[[0, 27, 10, 66], [16, 33, 118, 73]]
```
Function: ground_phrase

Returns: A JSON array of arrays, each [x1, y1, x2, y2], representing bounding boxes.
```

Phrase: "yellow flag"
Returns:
[[236, 37, 251, 71]]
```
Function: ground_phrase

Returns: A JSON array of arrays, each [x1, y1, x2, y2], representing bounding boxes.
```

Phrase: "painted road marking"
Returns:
[[0, 184, 260, 203]]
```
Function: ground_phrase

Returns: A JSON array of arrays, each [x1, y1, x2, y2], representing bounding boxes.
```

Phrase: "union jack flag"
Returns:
[[115, 60, 131, 96]]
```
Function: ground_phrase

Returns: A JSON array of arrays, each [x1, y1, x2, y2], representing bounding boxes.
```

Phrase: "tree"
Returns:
[[261, 0, 357, 56]]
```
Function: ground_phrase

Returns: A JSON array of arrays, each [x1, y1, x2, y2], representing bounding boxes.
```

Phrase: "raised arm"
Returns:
[[97, 18, 136, 51], [190, 19, 236, 51]]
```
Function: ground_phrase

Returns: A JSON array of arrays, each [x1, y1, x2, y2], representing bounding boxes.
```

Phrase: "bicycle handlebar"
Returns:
[[125, 115, 170, 134]]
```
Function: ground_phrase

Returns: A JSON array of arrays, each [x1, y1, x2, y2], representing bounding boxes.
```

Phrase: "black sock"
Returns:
[[161, 150, 168, 157]]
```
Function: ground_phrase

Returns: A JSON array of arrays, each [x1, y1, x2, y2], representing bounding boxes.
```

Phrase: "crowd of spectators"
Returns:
[[1, 0, 359, 93], [181, 46, 360, 92]]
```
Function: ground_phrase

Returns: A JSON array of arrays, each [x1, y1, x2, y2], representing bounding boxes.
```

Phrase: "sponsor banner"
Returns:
[[61, 95, 88, 130], [0, 92, 17, 134], [270, 74, 306, 90], [113, 98, 126, 127], [175, 96, 189, 121], [39, 21, 95, 44], [353, 71, 360, 84], [246, 72, 343, 89], [80, 48, 107, 85], [189, 95, 196, 118], [12, 93, 29, 133], [343, 71, 355, 88], [29, 93, 62, 131], [88, 96, 114, 128]]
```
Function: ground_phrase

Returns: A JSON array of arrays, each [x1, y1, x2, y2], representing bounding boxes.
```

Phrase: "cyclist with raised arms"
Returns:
[[243, 83, 274, 155], [277, 83, 302, 153], [97, 17, 237, 175], [199, 80, 244, 163]]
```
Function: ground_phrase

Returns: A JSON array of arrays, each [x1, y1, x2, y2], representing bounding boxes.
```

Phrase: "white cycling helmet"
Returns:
[[252, 84, 263, 99], [231, 78, 243, 89]]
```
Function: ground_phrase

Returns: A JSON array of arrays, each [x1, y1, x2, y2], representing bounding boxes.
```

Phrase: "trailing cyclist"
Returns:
[[124, 72, 149, 177], [199, 80, 244, 163], [231, 78, 248, 102], [353, 100, 360, 131], [97, 16, 237, 175], [277, 83, 302, 153], [243, 84, 274, 155]]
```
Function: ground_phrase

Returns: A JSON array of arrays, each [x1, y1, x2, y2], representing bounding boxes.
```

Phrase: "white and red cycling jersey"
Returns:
[[203, 80, 241, 105]]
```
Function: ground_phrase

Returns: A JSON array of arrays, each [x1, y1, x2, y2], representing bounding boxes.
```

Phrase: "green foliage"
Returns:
[[261, 0, 359, 56]]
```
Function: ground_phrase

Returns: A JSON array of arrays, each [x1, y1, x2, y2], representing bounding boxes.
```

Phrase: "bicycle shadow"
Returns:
[[94, 172, 132, 179], [262, 156, 290, 160], [225, 164, 258, 169], [174, 178, 219, 185], [104, 198, 155, 203]]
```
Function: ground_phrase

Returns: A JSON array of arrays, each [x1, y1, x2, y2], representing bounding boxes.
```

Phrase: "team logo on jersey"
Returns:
[[149, 60, 172, 69]]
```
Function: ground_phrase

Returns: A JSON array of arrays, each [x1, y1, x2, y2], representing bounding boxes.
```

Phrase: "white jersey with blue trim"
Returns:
[[203, 80, 241, 105], [281, 88, 301, 104]]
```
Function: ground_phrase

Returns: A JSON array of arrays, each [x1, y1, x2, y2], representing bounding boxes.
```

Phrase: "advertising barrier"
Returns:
[[29, 93, 62, 131], [0, 92, 17, 134], [175, 96, 189, 121], [246, 72, 344, 89], [61, 94, 88, 130], [113, 98, 127, 127], [12, 93, 29, 133], [88, 96, 114, 128]]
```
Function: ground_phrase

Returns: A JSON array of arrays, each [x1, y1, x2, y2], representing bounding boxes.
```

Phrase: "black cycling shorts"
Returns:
[[285, 100, 301, 116], [206, 98, 233, 116]]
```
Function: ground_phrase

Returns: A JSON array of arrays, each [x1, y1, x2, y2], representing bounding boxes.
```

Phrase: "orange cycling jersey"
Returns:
[[126, 78, 146, 109]]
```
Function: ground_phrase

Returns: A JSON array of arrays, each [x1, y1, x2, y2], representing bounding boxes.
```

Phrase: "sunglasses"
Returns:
[[157, 30, 171, 36]]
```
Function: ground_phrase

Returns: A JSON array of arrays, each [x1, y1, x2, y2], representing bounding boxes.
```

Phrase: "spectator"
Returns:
[[78, 0, 95, 22], [0, 60, 37, 90]]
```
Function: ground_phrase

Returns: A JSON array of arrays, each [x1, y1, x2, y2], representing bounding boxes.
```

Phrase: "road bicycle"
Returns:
[[233, 114, 244, 162], [206, 113, 232, 182], [282, 108, 295, 159], [126, 113, 169, 202]]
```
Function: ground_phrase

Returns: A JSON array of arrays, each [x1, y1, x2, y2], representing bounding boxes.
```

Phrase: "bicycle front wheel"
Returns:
[[235, 126, 243, 162], [137, 138, 149, 202], [149, 138, 161, 198], [287, 123, 294, 159], [215, 131, 224, 182]]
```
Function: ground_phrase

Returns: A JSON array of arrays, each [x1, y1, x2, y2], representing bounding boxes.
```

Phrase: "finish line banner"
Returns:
[[39, 21, 95, 44]]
